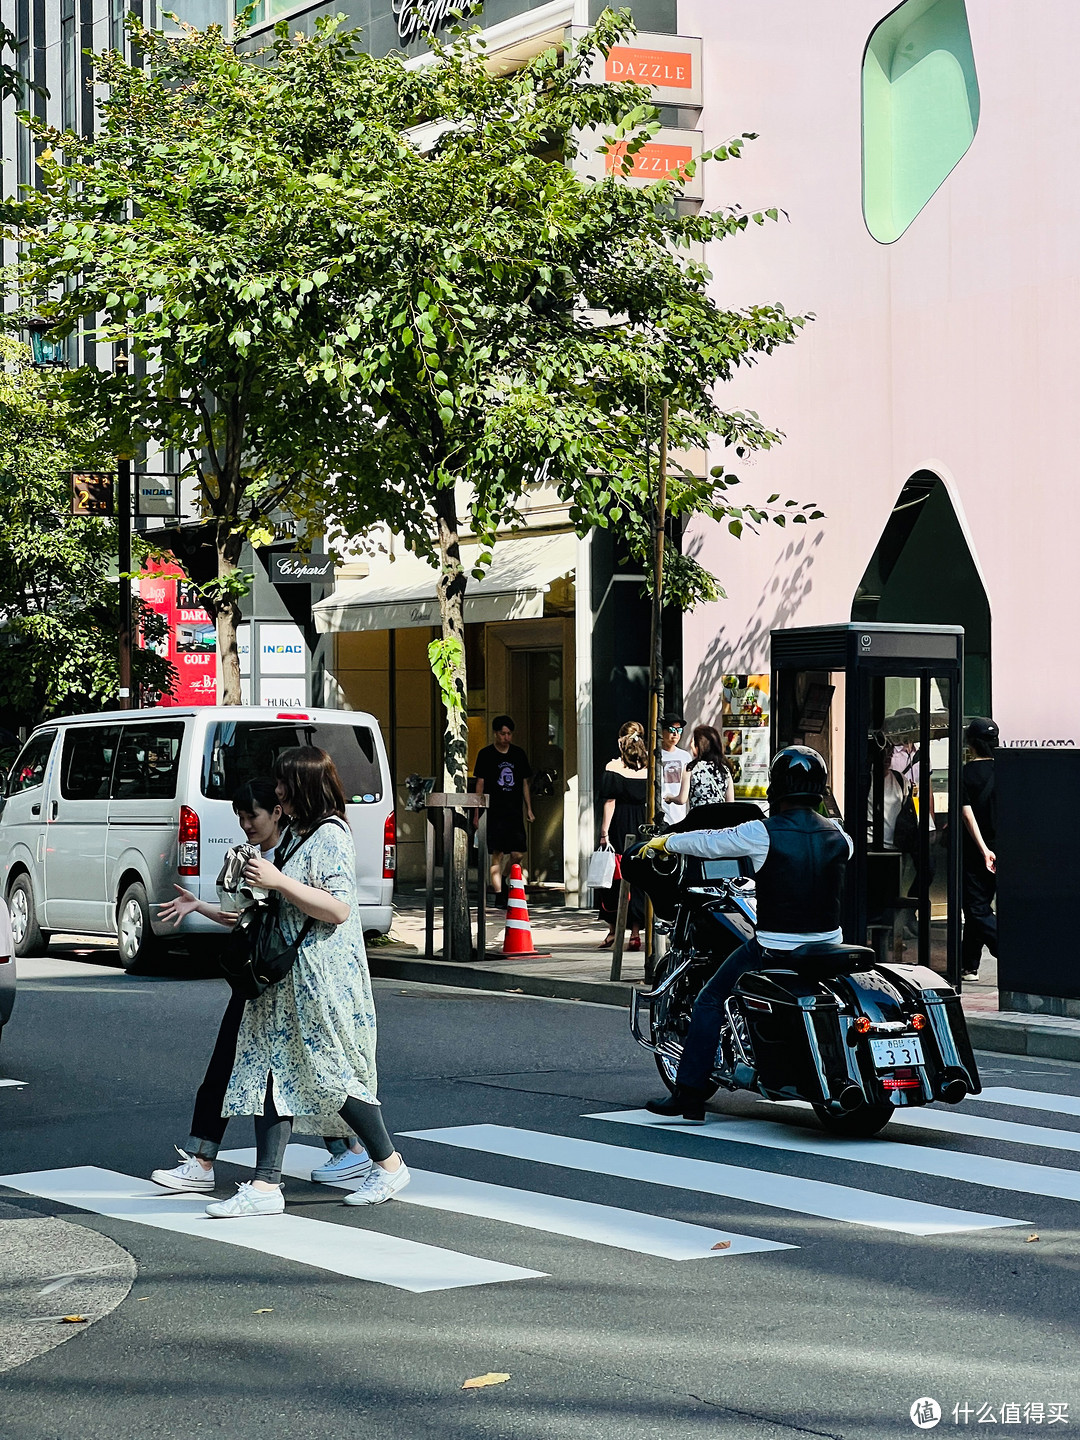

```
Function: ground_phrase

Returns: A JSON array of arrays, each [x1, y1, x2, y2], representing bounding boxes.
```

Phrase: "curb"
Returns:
[[371, 953, 1080, 1064], [367, 953, 637, 1008]]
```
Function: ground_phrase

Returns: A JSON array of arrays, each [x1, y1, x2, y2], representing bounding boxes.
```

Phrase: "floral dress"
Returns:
[[687, 759, 734, 810], [223, 818, 378, 1137]]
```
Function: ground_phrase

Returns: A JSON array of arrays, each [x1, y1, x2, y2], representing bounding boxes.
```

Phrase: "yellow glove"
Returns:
[[641, 835, 669, 855]]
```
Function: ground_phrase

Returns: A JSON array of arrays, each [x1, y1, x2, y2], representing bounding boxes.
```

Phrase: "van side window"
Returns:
[[6, 731, 57, 795], [111, 723, 185, 800], [60, 726, 121, 800]]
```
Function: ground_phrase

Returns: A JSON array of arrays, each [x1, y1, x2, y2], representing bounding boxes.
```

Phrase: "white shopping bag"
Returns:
[[586, 844, 617, 889]]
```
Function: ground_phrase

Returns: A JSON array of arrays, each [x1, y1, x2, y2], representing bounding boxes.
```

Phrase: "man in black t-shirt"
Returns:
[[474, 715, 534, 903], [961, 716, 999, 981]]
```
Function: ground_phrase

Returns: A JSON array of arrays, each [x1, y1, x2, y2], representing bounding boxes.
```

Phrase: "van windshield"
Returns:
[[201, 723, 382, 804]]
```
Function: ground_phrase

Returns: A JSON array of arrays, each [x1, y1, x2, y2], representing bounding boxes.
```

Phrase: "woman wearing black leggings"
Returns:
[[207, 747, 408, 1218]]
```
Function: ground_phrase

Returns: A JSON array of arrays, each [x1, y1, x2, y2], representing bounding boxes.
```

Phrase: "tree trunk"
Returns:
[[215, 524, 244, 707], [434, 485, 473, 963]]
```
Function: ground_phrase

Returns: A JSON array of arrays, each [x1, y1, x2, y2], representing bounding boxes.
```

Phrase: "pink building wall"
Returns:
[[679, 0, 1078, 745]]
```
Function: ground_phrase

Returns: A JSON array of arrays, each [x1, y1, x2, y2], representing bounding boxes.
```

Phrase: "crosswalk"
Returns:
[[3, 1083, 1080, 1293]]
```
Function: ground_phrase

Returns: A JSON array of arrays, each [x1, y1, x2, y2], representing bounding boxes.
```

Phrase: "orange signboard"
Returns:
[[606, 45, 694, 91], [605, 141, 695, 181]]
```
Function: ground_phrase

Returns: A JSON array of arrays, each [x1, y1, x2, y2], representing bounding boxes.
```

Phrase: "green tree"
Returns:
[[0, 337, 174, 724], [1, 14, 362, 701]]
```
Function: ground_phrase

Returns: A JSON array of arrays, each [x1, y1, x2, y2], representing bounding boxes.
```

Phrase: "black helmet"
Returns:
[[965, 716, 999, 753], [768, 745, 828, 804]]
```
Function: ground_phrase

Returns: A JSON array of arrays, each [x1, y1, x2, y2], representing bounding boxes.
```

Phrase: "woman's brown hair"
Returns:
[[273, 746, 347, 833], [690, 725, 730, 771], [617, 720, 647, 771]]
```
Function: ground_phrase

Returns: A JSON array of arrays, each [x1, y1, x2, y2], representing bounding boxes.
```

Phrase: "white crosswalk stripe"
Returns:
[[0, 1165, 546, 1293], [219, 1145, 793, 1261], [401, 1124, 1026, 1235], [979, 1086, 1080, 1119], [11, 1083, 1080, 1291], [586, 1108, 1080, 1205], [0, 1078, 27, 1088]]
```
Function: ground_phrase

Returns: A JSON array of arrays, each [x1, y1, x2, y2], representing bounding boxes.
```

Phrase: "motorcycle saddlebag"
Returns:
[[735, 970, 846, 1103]]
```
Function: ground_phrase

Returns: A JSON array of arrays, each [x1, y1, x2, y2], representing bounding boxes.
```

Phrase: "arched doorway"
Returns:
[[852, 473, 991, 716]]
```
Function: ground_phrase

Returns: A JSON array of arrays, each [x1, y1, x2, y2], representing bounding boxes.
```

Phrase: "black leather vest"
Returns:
[[754, 809, 850, 935]]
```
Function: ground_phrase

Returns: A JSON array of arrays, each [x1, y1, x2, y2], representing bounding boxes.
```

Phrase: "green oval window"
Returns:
[[862, 0, 980, 243]]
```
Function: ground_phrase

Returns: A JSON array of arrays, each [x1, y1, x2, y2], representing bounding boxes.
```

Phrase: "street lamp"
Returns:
[[25, 318, 67, 369]]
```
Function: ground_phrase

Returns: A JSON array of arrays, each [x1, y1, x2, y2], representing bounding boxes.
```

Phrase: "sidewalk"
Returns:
[[369, 891, 1080, 1063]]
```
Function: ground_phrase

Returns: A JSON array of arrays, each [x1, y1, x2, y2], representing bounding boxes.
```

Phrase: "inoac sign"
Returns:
[[393, 0, 466, 44]]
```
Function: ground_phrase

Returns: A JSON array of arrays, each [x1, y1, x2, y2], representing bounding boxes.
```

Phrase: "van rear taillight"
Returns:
[[277, 712, 310, 720], [178, 805, 200, 875], [383, 812, 397, 879]]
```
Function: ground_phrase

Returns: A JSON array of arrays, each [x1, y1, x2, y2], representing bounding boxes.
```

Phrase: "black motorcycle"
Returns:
[[625, 804, 981, 1137]]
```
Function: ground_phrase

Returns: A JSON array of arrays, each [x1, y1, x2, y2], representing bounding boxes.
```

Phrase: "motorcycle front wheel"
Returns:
[[811, 1101, 894, 1138]]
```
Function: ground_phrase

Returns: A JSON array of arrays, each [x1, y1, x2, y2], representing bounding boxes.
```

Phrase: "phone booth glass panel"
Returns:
[[771, 624, 963, 984]]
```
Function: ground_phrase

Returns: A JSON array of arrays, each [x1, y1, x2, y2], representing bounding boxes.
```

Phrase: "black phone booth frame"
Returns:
[[770, 623, 964, 986]]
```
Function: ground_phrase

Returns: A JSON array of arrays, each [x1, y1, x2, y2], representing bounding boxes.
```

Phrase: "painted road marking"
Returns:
[[0, 1166, 545, 1293], [0, 1078, 27, 1088], [979, 1087, 1080, 1120], [883, 1106, 1080, 1153], [401, 1125, 1024, 1235], [220, 1144, 794, 1261], [587, 1109, 1080, 1206]]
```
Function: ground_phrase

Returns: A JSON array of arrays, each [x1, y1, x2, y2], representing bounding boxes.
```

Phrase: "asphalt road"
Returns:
[[1, 942, 1079, 1440]]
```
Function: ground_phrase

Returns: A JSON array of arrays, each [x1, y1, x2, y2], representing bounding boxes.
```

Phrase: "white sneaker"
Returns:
[[205, 1182, 285, 1219], [311, 1148, 373, 1184], [151, 1148, 215, 1193], [342, 1161, 411, 1206]]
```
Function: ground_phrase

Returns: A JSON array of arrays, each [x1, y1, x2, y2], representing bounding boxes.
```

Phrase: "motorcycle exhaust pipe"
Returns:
[[937, 1069, 969, 1105], [834, 1082, 865, 1113]]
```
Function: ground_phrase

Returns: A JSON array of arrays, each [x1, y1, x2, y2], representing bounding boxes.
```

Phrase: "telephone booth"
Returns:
[[770, 623, 964, 985]]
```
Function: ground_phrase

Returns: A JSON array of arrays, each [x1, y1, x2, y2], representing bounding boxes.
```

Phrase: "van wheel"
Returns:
[[9, 874, 44, 958], [117, 882, 158, 973]]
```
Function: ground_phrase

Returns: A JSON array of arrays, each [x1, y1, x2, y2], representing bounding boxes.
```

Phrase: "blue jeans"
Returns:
[[675, 937, 764, 1092]]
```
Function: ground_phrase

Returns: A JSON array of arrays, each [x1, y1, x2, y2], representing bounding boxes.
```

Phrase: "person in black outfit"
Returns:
[[474, 715, 534, 903], [597, 721, 649, 950], [961, 716, 999, 981], [641, 746, 853, 1122]]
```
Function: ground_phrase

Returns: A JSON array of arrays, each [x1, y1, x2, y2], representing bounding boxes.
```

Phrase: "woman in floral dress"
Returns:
[[674, 725, 735, 813], [209, 747, 409, 1218]]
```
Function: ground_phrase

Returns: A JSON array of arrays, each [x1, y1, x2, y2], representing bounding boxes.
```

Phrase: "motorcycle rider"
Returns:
[[641, 746, 853, 1122]]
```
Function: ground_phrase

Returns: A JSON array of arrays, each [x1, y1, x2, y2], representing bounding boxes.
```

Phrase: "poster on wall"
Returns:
[[721, 674, 771, 798], [138, 558, 218, 706]]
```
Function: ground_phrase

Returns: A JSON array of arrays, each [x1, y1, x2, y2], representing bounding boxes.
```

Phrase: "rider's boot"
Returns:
[[645, 1085, 708, 1123]]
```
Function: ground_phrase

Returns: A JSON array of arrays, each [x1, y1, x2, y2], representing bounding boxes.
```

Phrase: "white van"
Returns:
[[0, 706, 395, 969]]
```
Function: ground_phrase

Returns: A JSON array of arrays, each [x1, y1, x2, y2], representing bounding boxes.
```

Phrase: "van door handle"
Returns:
[[49, 801, 58, 820], [31, 803, 40, 816]]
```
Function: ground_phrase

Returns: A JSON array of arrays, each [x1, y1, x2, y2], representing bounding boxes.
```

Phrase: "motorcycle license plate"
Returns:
[[870, 1036, 925, 1069]]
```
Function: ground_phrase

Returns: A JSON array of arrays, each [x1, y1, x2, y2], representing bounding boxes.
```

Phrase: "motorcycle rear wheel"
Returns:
[[811, 1101, 894, 1138]]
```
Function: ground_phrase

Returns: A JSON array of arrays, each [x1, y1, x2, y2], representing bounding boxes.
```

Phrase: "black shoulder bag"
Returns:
[[217, 816, 344, 1000]]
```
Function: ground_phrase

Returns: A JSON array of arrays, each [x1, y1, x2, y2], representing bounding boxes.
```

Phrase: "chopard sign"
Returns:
[[393, 0, 468, 44]]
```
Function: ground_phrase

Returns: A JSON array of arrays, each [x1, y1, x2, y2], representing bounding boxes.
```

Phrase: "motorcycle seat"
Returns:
[[765, 941, 877, 977]]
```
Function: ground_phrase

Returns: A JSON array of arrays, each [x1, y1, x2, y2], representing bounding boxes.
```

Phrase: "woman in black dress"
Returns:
[[598, 721, 648, 950]]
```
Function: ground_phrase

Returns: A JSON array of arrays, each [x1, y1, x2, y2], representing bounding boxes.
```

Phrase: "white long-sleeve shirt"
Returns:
[[666, 819, 854, 950]]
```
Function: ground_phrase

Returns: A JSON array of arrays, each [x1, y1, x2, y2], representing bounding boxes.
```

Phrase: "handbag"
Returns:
[[893, 786, 920, 855], [586, 844, 617, 889], [217, 816, 342, 999]]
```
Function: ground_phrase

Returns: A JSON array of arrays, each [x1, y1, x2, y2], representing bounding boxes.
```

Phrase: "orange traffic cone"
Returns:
[[499, 864, 549, 958]]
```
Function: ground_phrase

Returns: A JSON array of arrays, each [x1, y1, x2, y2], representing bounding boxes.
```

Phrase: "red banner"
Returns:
[[139, 557, 218, 706]]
